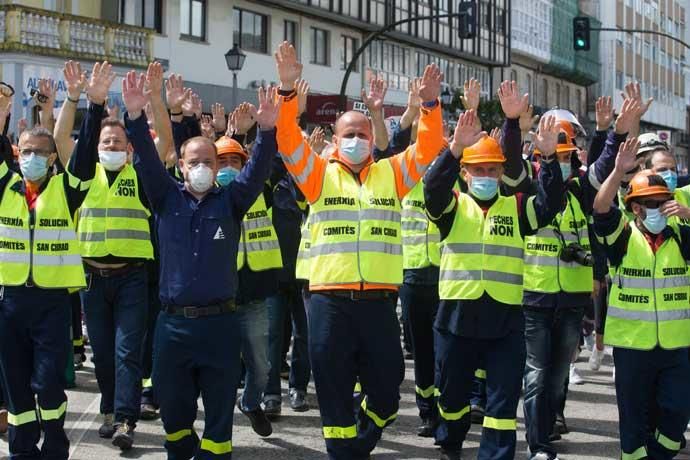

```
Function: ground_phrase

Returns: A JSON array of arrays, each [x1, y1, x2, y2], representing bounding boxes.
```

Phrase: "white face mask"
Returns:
[[187, 164, 215, 193], [339, 137, 371, 165], [98, 150, 128, 171]]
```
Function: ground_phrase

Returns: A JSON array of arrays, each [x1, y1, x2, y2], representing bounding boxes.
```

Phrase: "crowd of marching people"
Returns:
[[0, 40, 688, 460]]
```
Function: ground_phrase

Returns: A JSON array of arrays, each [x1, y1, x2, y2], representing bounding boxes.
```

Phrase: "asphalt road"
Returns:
[[1, 347, 688, 460]]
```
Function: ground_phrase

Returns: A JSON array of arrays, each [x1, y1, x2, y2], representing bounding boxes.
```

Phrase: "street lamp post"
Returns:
[[225, 44, 247, 110]]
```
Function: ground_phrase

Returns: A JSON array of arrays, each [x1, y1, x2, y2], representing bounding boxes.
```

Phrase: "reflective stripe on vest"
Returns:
[[237, 193, 283, 271], [77, 164, 153, 259], [439, 193, 523, 304], [605, 225, 690, 350], [309, 161, 402, 287], [523, 192, 592, 293], [0, 173, 85, 288], [295, 215, 311, 280], [401, 180, 440, 269]]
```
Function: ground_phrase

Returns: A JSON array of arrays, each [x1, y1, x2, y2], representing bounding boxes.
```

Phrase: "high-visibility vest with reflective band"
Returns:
[[439, 193, 524, 304], [0, 173, 85, 288], [605, 224, 690, 350], [670, 186, 690, 228], [237, 193, 283, 271], [309, 161, 402, 287], [295, 215, 311, 280], [77, 164, 153, 259], [523, 191, 592, 293], [401, 180, 440, 269]]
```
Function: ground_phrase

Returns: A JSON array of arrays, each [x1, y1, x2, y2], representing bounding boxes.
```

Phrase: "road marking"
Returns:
[[68, 394, 101, 459]]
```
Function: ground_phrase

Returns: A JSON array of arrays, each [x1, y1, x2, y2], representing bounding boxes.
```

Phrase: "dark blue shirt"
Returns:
[[126, 111, 276, 307]]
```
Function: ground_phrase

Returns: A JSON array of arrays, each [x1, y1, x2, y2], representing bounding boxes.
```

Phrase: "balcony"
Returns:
[[0, 4, 153, 67]]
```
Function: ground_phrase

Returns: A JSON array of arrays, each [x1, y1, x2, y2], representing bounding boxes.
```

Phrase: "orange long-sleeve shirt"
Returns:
[[277, 92, 446, 291]]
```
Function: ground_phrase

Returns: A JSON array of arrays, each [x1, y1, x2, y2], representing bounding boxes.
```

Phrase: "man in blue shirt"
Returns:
[[121, 71, 280, 460]]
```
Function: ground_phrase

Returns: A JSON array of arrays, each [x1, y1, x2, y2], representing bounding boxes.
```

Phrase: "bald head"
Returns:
[[334, 111, 372, 140]]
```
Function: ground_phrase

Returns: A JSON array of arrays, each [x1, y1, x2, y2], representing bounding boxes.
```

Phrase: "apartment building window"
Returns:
[[541, 79, 548, 107], [284, 20, 298, 47], [233, 8, 268, 53], [563, 87, 570, 111], [311, 28, 330, 66], [180, 0, 206, 40], [342, 0, 360, 19], [525, 74, 532, 96], [121, 0, 162, 32], [616, 72, 624, 90], [575, 89, 582, 115], [341, 36, 359, 71], [555, 83, 561, 108]]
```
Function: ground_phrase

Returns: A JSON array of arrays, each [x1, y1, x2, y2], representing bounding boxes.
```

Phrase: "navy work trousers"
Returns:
[[399, 282, 438, 421], [0, 285, 71, 460], [153, 311, 241, 459], [80, 265, 148, 425], [434, 327, 526, 459], [308, 293, 404, 460]]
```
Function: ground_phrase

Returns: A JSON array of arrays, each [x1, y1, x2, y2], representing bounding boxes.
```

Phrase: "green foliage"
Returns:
[[447, 88, 505, 131]]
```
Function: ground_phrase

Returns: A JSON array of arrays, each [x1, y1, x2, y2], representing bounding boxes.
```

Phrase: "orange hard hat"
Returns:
[[215, 136, 248, 160], [625, 170, 673, 204], [461, 136, 505, 164], [556, 129, 578, 154], [556, 120, 576, 141]]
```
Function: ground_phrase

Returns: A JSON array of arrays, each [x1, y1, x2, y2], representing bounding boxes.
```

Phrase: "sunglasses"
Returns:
[[639, 199, 669, 209]]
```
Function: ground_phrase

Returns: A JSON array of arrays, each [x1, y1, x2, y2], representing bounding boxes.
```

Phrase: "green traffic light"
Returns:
[[576, 39, 586, 47]]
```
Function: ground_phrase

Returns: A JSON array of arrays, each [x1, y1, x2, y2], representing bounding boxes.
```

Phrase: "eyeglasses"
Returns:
[[20, 149, 52, 158]]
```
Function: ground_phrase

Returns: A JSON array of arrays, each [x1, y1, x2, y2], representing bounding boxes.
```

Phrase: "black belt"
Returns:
[[85, 262, 144, 278], [163, 300, 236, 318], [319, 290, 395, 301]]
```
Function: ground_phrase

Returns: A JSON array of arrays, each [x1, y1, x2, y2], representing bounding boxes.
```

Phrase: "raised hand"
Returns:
[[661, 200, 690, 219], [296, 79, 310, 116], [419, 64, 443, 104], [621, 81, 653, 119], [226, 109, 237, 136], [531, 115, 559, 156], [519, 104, 539, 134], [595, 96, 614, 131], [498, 80, 529, 119], [275, 41, 303, 90], [489, 127, 502, 145], [614, 137, 639, 174], [235, 102, 256, 135], [86, 61, 116, 105], [361, 77, 387, 114], [450, 109, 486, 158], [211, 103, 226, 132], [122, 70, 150, 116], [614, 97, 642, 135], [181, 92, 201, 118], [37, 78, 56, 112], [165, 74, 191, 113], [252, 86, 282, 130], [200, 114, 214, 139], [145, 61, 164, 99], [308, 126, 327, 154], [63, 60, 87, 100], [407, 78, 422, 109], [461, 78, 481, 111]]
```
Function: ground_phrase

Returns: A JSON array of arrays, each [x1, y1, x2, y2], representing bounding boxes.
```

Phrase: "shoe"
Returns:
[[589, 347, 604, 371], [237, 397, 272, 437], [549, 430, 562, 442], [470, 405, 485, 424], [98, 413, 116, 438], [583, 333, 595, 352], [264, 399, 282, 419], [417, 418, 435, 437], [532, 453, 560, 460], [112, 420, 134, 450], [0, 408, 7, 435], [289, 389, 309, 412], [280, 361, 290, 379], [555, 414, 569, 434], [140, 403, 159, 421], [569, 364, 584, 385], [440, 448, 462, 460], [73, 353, 84, 370]]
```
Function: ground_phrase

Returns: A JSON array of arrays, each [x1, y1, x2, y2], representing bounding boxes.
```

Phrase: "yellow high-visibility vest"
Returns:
[[237, 193, 283, 271]]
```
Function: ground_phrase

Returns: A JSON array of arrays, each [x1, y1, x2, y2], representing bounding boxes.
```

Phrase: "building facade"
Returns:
[[599, 0, 688, 170], [0, 0, 511, 132]]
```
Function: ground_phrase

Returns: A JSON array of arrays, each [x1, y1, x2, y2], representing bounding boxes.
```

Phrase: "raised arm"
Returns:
[[399, 78, 421, 131], [36, 78, 56, 135], [229, 86, 280, 217], [389, 63, 445, 199], [123, 70, 176, 209], [362, 77, 389, 152], [146, 62, 173, 163], [54, 61, 87, 167], [593, 137, 639, 215], [497, 80, 530, 191], [274, 41, 326, 204], [619, 82, 653, 140]]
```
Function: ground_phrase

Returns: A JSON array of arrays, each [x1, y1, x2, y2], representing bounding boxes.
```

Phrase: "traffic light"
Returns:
[[573, 16, 591, 51], [457, 1, 477, 39]]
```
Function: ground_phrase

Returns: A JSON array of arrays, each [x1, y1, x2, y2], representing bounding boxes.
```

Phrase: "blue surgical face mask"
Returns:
[[339, 136, 371, 165], [658, 170, 677, 193], [469, 175, 499, 201], [19, 153, 50, 181], [216, 166, 240, 187], [559, 162, 572, 181], [642, 207, 667, 234]]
